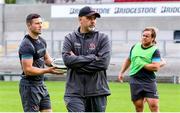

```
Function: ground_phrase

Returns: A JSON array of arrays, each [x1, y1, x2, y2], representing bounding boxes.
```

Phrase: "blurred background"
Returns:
[[0, 0, 180, 83]]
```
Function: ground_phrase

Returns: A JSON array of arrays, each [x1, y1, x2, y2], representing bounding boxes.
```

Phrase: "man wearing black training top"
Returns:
[[62, 6, 111, 112], [18, 13, 61, 112]]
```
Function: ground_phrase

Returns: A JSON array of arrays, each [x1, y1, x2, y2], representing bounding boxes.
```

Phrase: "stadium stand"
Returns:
[[0, 1, 180, 83], [15, 0, 113, 4]]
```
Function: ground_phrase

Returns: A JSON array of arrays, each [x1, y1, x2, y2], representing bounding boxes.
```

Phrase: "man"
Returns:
[[118, 27, 166, 112], [62, 6, 111, 112], [18, 13, 61, 112]]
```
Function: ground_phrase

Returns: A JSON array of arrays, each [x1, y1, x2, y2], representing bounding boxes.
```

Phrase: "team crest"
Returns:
[[89, 43, 96, 50]]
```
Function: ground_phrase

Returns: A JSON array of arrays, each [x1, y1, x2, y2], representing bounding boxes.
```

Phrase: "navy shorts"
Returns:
[[64, 96, 107, 112], [19, 80, 51, 112], [130, 82, 159, 101]]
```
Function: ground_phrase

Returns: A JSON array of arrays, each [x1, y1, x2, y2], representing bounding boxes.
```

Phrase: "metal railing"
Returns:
[[1, 39, 180, 58], [1, 30, 180, 58]]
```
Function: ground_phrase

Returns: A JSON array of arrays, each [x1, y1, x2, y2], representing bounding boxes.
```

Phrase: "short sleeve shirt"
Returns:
[[19, 35, 47, 81]]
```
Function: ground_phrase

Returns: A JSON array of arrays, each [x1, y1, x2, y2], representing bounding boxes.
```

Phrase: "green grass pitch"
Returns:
[[0, 81, 180, 112]]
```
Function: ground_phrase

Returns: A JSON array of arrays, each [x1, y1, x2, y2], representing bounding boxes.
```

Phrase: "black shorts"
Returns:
[[19, 80, 51, 112], [130, 82, 159, 101], [64, 96, 107, 112]]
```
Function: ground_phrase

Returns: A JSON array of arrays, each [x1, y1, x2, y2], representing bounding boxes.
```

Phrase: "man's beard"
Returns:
[[88, 26, 95, 32], [143, 42, 152, 48]]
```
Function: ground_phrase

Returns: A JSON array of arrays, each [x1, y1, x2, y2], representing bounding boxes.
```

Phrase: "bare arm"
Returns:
[[144, 62, 160, 71], [118, 58, 131, 81], [144, 48, 166, 71], [144, 58, 166, 71], [21, 58, 62, 76], [44, 51, 53, 66]]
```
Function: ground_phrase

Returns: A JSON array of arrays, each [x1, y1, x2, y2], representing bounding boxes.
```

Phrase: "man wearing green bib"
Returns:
[[118, 27, 166, 112]]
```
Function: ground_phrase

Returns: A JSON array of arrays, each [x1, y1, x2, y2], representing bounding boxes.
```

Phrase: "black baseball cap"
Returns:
[[78, 6, 100, 18]]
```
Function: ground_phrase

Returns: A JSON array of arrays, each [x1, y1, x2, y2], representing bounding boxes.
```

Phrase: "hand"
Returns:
[[118, 72, 124, 83], [70, 51, 75, 56], [54, 68, 67, 74], [47, 67, 65, 75]]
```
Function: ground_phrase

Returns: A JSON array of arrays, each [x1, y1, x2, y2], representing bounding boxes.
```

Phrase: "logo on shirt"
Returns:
[[89, 43, 96, 50]]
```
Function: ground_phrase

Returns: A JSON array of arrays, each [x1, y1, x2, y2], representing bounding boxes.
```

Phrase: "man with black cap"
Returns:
[[62, 6, 111, 112]]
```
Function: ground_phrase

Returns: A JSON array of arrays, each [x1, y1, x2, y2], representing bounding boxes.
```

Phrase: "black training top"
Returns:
[[62, 27, 111, 97], [19, 34, 47, 81]]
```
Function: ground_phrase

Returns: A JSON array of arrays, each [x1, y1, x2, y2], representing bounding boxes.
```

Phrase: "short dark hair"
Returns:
[[26, 13, 41, 24]]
